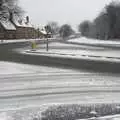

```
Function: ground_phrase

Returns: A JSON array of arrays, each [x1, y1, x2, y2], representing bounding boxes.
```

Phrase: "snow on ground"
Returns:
[[68, 37, 120, 46], [28, 48, 120, 58], [0, 39, 40, 44], [0, 38, 54, 44], [0, 39, 32, 43], [36, 42, 120, 58], [24, 42, 120, 63], [0, 61, 79, 75], [0, 112, 13, 120], [26, 50, 120, 63], [39, 42, 104, 50], [0, 106, 120, 120]]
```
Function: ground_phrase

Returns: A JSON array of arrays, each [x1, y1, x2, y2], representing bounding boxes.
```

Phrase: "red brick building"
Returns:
[[12, 15, 35, 39], [0, 15, 39, 39], [0, 18, 16, 39]]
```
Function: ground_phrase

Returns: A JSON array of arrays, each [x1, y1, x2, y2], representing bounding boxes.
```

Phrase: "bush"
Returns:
[[41, 103, 120, 120]]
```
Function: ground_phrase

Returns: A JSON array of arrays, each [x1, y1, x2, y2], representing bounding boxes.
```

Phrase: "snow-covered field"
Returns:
[[68, 37, 120, 46]]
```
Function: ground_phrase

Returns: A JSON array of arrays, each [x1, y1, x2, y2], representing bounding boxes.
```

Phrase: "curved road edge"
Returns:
[[0, 41, 120, 73]]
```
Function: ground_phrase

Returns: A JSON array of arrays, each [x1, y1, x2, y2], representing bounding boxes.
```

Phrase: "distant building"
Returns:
[[40, 28, 52, 38], [0, 18, 16, 39], [12, 15, 35, 39], [0, 14, 40, 39]]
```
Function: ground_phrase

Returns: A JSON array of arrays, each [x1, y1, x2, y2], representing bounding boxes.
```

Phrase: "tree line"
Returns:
[[44, 22, 75, 39], [78, 1, 120, 40], [0, 0, 24, 19], [46, 1, 120, 40], [2, 0, 120, 40]]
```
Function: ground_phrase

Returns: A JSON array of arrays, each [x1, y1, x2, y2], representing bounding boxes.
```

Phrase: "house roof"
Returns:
[[40, 27, 52, 35], [0, 19, 16, 30], [12, 15, 33, 28], [40, 29, 47, 35]]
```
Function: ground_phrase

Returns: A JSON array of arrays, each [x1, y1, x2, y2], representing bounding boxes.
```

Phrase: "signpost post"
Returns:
[[44, 25, 52, 52], [46, 36, 49, 51]]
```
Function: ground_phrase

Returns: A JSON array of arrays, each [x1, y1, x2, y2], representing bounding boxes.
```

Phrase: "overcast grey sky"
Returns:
[[19, 0, 112, 29]]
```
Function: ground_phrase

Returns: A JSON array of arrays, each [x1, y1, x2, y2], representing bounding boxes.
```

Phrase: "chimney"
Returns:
[[9, 12, 13, 21], [26, 16, 29, 24], [0, 0, 5, 6]]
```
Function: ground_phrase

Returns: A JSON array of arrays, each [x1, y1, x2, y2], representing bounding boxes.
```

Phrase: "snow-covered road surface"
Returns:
[[0, 62, 120, 109], [0, 62, 120, 119], [0, 61, 79, 75]]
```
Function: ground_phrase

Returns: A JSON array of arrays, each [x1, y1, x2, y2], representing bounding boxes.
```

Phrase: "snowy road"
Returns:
[[0, 71, 120, 110], [0, 41, 120, 119], [17, 41, 120, 73], [1, 39, 120, 72]]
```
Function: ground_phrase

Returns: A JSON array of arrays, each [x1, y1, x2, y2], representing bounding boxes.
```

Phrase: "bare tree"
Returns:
[[78, 20, 92, 36], [59, 24, 74, 38], [0, 0, 24, 20], [93, 11, 109, 39], [80, 1, 120, 40], [105, 1, 120, 39], [47, 21, 59, 34]]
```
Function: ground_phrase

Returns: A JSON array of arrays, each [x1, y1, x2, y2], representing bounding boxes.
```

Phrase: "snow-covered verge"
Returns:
[[25, 48, 120, 63], [0, 61, 78, 75], [1, 104, 120, 120], [0, 39, 34, 44], [22, 41, 120, 63], [42, 104, 120, 120], [0, 38, 55, 44], [68, 37, 120, 47]]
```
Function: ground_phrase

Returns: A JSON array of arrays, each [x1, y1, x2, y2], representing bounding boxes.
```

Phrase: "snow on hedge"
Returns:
[[68, 37, 120, 46]]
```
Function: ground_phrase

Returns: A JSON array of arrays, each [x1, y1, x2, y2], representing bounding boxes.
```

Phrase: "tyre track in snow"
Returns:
[[1, 40, 120, 110], [0, 73, 120, 100]]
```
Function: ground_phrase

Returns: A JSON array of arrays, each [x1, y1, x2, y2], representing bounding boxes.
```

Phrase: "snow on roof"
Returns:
[[40, 29, 47, 35], [0, 19, 16, 30], [40, 27, 52, 35], [12, 15, 33, 28], [90, 111, 97, 114]]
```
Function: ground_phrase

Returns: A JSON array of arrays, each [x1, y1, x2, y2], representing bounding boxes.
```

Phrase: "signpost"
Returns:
[[46, 36, 49, 51], [44, 25, 52, 52], [31, 41, 36, 51]]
